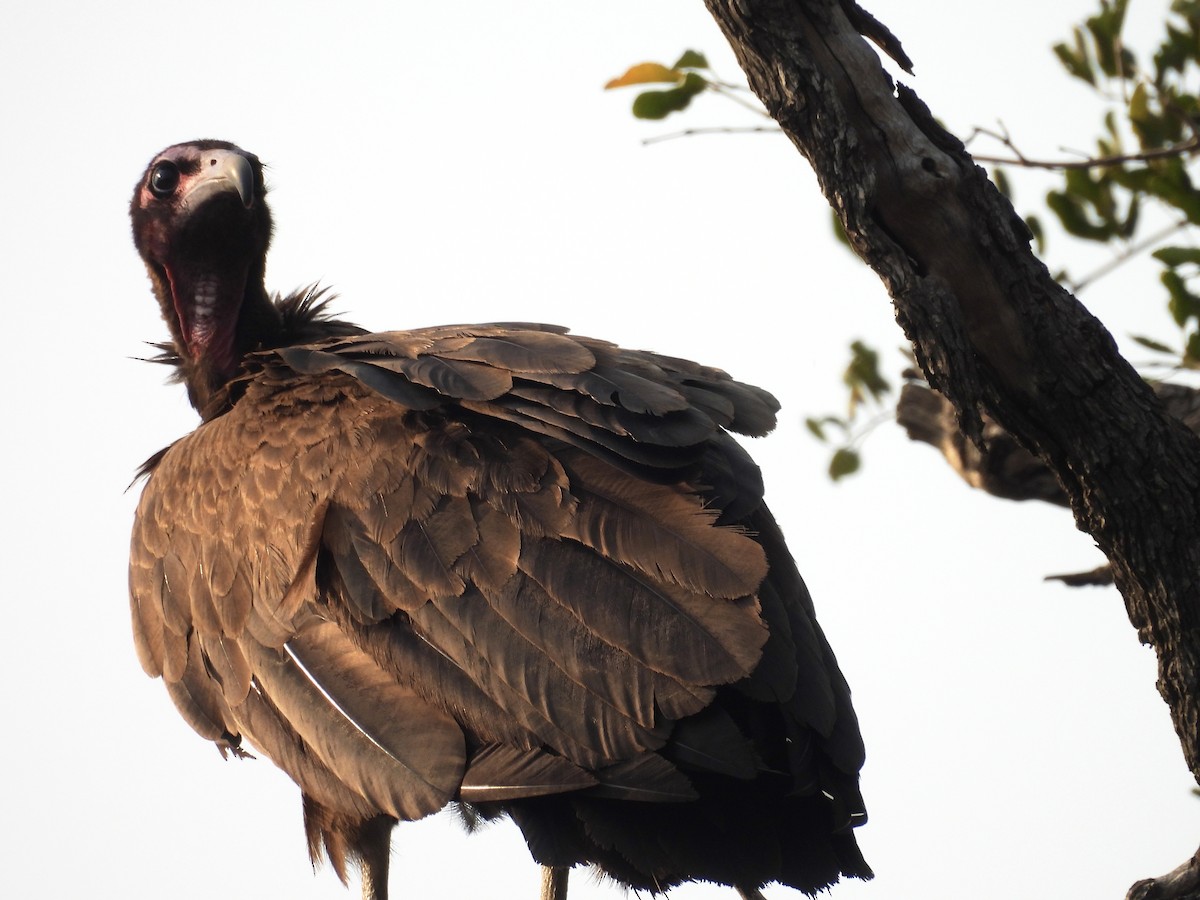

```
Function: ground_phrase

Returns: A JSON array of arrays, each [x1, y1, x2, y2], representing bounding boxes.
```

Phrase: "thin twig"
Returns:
[[708, 79, 757, 94], [642, 126, 780, 145], [966, 125, 1200, 171], [1069, 217, 1191, 293], [706, 82, 774, 117], [850, 407, 899, 447]]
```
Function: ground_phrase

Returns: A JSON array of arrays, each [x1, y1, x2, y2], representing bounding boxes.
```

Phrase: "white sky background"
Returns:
[[2, 0, 1196, 897]]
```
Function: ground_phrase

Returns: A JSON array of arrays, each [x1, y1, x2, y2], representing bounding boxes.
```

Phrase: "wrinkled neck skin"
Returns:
[[151, 255, 283, 418]]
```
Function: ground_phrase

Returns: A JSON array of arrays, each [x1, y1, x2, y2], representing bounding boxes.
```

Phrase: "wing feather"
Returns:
[[452, 501, 521, 593], [391, 496, 477, 597], [365, 355, 513, 400], [333, 596, 541, 750], [129, 552, 166, 677], [242, 624, 465, 820], [519, 538, 766, 687], [159, 550, 193, 635], [559, 449, 767, 599], [403, 597, 613, 766], [230, 682, 380, 820], [666, 707, 759, 780], [409, 585, 667, 764], [479, 570, 671, 730], [163, 633, 235, 742], [433, 331, 596, 373], [199, 633, 253, 704], [591, 752, 698, 802], [276, 347, 443, 410], [459, 744, 597, 801], [522, 364, 692, 416]]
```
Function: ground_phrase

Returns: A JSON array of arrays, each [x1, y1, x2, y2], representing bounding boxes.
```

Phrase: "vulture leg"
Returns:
[[357, 817, 394, 900], [540, 865, 569, 900], [736, 887, 767, 900]]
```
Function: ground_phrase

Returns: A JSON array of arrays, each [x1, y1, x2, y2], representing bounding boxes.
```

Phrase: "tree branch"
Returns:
[[701, 0, 1200, 888], [966, 125, 1200, 171], [1127, 847, 1200, 900]]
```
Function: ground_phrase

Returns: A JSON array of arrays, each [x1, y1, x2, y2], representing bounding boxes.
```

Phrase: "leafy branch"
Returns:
[[604, 50, 769, 121], [606, 0, 1200, 477], [805, 342, 894, 481]]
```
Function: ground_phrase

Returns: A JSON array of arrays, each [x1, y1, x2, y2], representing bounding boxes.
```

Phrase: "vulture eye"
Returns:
[[148, 161, 180, 198]]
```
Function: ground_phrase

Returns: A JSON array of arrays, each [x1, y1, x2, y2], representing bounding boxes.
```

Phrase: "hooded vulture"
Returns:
[[127, 140, 870, 899]]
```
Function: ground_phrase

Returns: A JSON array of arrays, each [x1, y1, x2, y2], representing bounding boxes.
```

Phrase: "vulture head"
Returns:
[[131, 140, 280, 411]]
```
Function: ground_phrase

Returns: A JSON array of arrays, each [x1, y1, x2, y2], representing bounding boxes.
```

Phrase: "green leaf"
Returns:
[[1129, 81, 1152, 122], [1138, 158, 1200, 224], [1046, 191, 1115, 241], [843, 340, 891, 407], [672, 50, 709, 70], [1153, 246, 1200, 266], [1162, 268, 1200, 326], [829, 448, 861, 481], [677, 71, 708, 94], [805, 415, 849, 442], [1130, 334, 1178, 354], [993, 167, 1012, 200], [1053, 30, 1096, 84], [605, 62, 681, 90], [631, 72, 708, 120], [1127, 82, 1183, 148], [1155, 21, 1200, 79], [1187, 330, 1200, 367], [1084, 0, 1135, 78], [632, 88, 691, 119]]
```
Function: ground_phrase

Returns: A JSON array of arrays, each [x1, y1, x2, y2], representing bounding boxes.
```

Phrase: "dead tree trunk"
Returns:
[[701, 0, 1200, 893]]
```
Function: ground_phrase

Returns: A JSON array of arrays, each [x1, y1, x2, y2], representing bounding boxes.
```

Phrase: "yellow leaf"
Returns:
[[1129, 81, 1150, 123], [605, 62, 681, 90]]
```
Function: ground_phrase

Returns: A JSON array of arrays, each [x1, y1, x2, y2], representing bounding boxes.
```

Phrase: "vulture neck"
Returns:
[[168, 260, 283, 419]]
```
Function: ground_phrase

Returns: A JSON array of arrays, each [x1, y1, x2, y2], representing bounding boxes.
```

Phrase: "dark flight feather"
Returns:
[[518, 538, 767, 688], [558, 449, 767, 599], [458, 744, 598, 802], [590, 752, 699, 802]]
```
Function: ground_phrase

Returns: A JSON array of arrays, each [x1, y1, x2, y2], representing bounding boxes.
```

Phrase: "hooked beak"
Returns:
[[181, 149, 255, 213]]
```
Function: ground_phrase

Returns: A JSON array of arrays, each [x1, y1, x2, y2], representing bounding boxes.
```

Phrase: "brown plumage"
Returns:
[[128, 140, 869, 898]]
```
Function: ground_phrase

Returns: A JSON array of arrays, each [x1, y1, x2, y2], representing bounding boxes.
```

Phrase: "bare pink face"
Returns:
[[131, 141, 269, 377]]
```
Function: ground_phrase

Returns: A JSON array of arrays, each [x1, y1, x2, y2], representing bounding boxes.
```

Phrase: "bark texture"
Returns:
[[702, 0, 1200, 879], [1128, 846, 1200, 900]]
